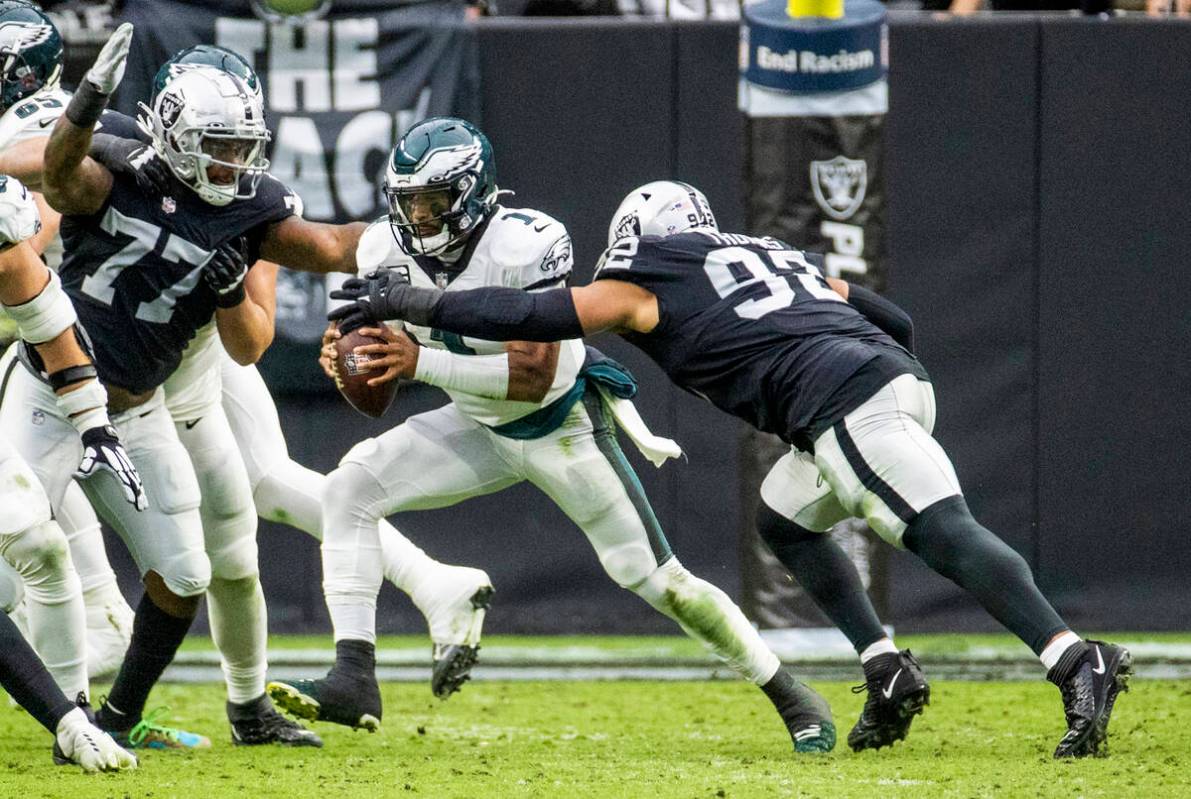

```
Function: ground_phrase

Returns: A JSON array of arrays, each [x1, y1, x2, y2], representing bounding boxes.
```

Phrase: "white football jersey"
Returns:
[[0, 87, 70, 270], [355, 206, 583, 428]]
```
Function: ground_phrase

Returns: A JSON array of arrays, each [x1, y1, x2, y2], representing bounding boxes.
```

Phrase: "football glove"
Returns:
[[75, 425, 148, 511], [328, 269, 441, 333], [86, 22, 134, 94], [88, 134, 172, 196], [205, 239, 249, 308]]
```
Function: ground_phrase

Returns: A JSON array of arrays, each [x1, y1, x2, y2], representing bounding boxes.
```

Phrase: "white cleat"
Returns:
[[54, 707, 138, 773], [420, 566, 493, 699]]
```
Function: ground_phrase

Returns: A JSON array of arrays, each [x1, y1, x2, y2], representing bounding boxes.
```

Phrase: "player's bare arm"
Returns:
[[0, 136, 50, 189], [259, 216, 367, 275], [214, 259, 278, 365], [41, 24, 134, 215]]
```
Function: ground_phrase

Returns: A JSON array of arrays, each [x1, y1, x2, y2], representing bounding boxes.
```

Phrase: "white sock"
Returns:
[[327, 600, 378, 645], [83, 580, 134, 680], [635, 558, 781, 685], [859, 638, 899, 664], [207, 575, 268, 705], [1039, 631, 1083, 671]]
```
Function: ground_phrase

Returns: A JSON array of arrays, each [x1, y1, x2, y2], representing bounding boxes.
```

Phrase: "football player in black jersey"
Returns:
[[333, 180, 1131, 759], [18, 23, 360, 750]]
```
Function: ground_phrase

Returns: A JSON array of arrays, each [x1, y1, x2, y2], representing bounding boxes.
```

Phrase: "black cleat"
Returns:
[[762, 669, 837, 753], [268, 642, 382, 732], [229, 693, 323, 747], [848, 649, 931, 752], [1049, 640, 1132, 758], [430, 584, 493, 700]]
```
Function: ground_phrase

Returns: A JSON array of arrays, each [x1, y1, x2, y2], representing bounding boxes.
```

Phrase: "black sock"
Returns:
[[760, 667, 797, 710], [331, 639, 376, 679], [1046, 640, 1091, 686], [903, 495, 1068, 655], [98, 592, 195, 730], [0, 611, 76, 734], [757, 505, 887, 653]]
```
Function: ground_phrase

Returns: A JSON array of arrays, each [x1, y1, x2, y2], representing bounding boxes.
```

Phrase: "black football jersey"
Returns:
[[58, 112, 299, 393], [594, 230, 927, 445]]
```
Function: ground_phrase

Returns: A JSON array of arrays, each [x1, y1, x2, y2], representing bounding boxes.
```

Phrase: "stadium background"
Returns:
[[42, 2, 1191, 637]]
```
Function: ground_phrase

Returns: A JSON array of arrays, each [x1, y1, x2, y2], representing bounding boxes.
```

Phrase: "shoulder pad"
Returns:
[[0, 88, 69, 148], [485, 208, 573, 288], [356, 218, 408, 276]]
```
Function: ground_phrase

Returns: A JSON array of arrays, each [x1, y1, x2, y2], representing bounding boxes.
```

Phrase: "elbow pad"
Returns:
[[4, 270, 78, 345], [430, 286, 584, 343]]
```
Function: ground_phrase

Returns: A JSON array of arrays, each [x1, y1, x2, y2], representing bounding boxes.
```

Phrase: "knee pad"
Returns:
[[205, 520, 259, 582], [1, 520, 72, 582], [0, 456, 52, 537], [0, 557, 24, 613], [323, 461, 387, 532], [598, 540, 658, 588], [756, 503, 821, 550], [156, 548, 212, 598]]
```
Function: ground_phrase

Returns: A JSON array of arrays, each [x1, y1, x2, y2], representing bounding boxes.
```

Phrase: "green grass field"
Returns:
[[2, 636, 1188, 799]]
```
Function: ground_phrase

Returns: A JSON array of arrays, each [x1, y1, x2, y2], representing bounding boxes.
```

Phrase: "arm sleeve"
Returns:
[[392, 284, 585, 343], [847, 284, 915, 352]]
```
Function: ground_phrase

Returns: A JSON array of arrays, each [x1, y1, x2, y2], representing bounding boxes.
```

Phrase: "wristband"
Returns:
[[64, 80, 111, 129], [215, 283, 247, 309], [55, 379, 111, 435]]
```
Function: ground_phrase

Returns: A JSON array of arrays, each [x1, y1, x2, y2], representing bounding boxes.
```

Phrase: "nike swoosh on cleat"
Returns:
[[1091, 646, 1105, 675], [882, 668, 903, 699]]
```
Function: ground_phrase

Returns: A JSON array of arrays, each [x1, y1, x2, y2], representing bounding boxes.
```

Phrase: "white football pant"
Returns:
[[761, 374, 962, 546], [322, 393, 782, 685]]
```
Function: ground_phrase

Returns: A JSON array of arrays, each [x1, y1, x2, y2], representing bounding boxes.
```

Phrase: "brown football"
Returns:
[[333, 326, 399, 418]]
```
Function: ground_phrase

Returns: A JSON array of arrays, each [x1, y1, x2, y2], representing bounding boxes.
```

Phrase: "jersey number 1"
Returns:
[[702, 246, 841, 320]]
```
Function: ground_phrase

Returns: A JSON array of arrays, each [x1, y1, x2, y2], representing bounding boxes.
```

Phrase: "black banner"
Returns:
[[115, 0, 480, 391]]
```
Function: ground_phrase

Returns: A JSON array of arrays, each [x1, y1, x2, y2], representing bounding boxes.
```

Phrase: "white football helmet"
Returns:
[[607, 180, 717, 247], [138, 67, 270, 207], [0, 174, 40, 245]]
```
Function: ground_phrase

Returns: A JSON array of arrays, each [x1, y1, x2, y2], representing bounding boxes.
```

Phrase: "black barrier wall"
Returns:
[[97, 16, 1190, 634]]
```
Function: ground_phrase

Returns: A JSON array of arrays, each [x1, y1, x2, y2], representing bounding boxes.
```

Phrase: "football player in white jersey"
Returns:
[[2, 27, 493, 738], [0, 173, 139, 773], [0, 0, 135, 681], [266, 118, 837, 753]]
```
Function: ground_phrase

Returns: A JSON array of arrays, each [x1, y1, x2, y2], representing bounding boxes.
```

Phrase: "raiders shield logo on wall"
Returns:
[[810, 155, 868, 221]]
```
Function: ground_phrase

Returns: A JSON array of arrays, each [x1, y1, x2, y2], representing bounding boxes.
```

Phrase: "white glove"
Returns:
[[0, 175, 41, 245], [85, 22, 134, 95], [55, 708, 138, 773], [75, 424, 149, 511]]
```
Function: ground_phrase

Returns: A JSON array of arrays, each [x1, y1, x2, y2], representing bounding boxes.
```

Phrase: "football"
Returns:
[[333, 326, 398, 418]]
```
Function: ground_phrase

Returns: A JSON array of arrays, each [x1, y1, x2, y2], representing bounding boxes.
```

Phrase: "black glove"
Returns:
[[328, 268, 439, 333], [88, 133, 173, 196], [205, 239, 249, 308], [75, 425, 148, 511]]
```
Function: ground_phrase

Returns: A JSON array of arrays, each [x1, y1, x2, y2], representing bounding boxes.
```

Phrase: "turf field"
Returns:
[[2, 635, 1188, 799]]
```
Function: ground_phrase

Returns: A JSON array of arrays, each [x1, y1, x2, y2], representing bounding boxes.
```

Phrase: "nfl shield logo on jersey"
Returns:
[[810, 155, 867, 221], [161, 196, 177, 214]]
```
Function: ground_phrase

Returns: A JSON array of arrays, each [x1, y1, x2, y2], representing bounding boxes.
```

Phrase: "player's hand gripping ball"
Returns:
[[324, 324, 400, 418]]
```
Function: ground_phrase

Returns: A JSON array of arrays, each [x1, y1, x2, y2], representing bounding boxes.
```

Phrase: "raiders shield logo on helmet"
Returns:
[[810, 155, 867, 221]]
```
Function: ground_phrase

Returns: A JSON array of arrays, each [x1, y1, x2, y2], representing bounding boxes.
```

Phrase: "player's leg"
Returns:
[[79, 391, 212, 750], [814, 373, 1129, 757], [0, 609, 137, 772], [269, 405, 514, 728], [221, 357, 493, 671], [57, 480, 134, 680], [173, 402, 320, 748], [0, 361, 89, 701], [526, 395, 833, 753], [758, 448, 927, 751]]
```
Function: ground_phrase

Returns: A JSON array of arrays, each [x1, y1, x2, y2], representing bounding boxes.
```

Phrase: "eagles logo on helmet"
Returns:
[[0, 1, 61, 115]]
